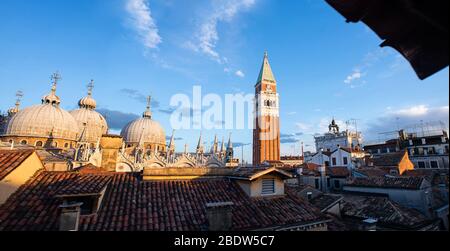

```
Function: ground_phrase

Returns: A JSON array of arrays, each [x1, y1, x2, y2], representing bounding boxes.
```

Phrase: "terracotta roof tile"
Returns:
[[0, 149, 35, 180], [341, 195, 432, 229], [346, 176, 424, 190], [0, 171, 328, 231]]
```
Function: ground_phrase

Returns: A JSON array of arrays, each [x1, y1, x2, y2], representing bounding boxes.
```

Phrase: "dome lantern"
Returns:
[[142, 95, 152, 119], [78, 79, 97, 110], [42, 72, 61, 106]]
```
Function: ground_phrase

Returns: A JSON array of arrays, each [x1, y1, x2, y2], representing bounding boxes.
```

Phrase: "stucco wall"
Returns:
[[0, 152, 44, 204]]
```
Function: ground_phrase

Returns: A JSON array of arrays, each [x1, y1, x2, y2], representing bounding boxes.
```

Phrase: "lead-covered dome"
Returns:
[[70, 81, 108, 143], [4, 83, 79, 141], [120, 96, 166, 146]]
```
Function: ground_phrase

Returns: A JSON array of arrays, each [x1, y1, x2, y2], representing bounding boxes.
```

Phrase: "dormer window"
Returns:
[[421, 138, 426, 145], [261, 178, 275, 195], [59, 195, 101, 215]]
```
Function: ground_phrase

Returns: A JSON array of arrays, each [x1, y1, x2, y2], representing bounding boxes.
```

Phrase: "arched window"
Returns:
[[20, 140, 27, 145], [9, 140, 13, 144], [35, 141, 43, 147], [64, 143, 69, 148]]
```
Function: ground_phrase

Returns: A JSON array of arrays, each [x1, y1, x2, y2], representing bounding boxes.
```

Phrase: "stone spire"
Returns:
[[168, 129, 176, 153], [256, 51, 276, 84], [220, 136, 226, 155], [143, 96, 152, 119], [211, 134, 218, 154], [227, 133, 233, 149], [226, 133, 234, 162], [196, 132, 204, 154]]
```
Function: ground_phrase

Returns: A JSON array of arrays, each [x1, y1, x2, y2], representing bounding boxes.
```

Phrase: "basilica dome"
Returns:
[[4, 83, 79, 142], [70, 82, 108, 143], [120, 97, 166, 148]]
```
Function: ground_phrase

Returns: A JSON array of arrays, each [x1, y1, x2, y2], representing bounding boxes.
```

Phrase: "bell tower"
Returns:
[[253, 52, 280, 165]]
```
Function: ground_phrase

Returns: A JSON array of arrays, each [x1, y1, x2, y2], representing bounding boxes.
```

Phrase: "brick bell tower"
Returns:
[[253, 51, 280, 165]]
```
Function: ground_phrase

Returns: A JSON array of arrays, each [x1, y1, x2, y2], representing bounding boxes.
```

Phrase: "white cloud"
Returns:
[[391, 105, 429, 117], [126, 0, 161, 49], [296, 122, 311, 131], [364, 105, 449, 142], [235, 70, 245, 78], [189, 0, 256, 62], [224, 68, 231, 73], [287, 111, 297, 115], [344, 70, 362, 84]]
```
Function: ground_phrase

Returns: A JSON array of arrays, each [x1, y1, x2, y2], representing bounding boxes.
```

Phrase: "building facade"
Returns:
[[314, 119, 362, 153], [364, 128, 449, 169]]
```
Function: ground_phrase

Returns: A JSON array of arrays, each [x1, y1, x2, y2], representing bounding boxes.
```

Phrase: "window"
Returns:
[[324, 161, 330, 167], [418, 161, 426, 168], [307, 192, 313, 200], [20, 140, 27, 145], [343, 157, 348, 165], [332, 158, 337, 166], [409, 140, 413, 146], [261, 179, 275, 195], [327, 178, 331, 188], [35, 141, 43, 147], [314, 179, 320, 189], [63, 196, 100, 215], [430, 161, 439, 169], [53, 142, 58, 147], [64, 143, 69, 148], [422, 138, 426, 145]]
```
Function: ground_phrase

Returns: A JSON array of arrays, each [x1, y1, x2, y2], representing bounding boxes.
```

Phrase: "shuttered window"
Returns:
[[261, 178, 275, 195]]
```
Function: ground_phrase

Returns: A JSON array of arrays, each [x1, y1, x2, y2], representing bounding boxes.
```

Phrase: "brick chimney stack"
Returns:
[[206, 202, 234, 231], [59, 202, 83, 231]]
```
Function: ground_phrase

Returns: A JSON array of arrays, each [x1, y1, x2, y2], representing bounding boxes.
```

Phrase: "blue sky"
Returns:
[[0, 0, 448, 163]]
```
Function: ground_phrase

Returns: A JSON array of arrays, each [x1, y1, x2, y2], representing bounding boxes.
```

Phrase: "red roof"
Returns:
[[326, 166, 350, 178], [0, 171, 328, 231], [0, 149, 35, 180], [346, 176, 425, 190]]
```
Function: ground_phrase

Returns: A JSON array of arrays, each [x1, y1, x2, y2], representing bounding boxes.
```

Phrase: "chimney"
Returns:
[[318, 164, 327, 192], [297, 167, 303, 185], [100, 135, 123, 172], [59, 202, 83, 231], [206, 202, 234, 231]]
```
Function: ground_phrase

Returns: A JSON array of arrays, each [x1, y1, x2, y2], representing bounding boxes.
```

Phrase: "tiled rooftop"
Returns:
[[371, 151, 406, 167], [309, 194, 343, 212], [345, 176, 425, 190], [341, 195, 433, 229], [0, 171, 328, 231], [0, 149, 35, 180], [326, 166, 350, 178]]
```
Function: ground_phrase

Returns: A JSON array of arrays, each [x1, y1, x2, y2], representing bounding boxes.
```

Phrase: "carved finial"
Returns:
[[50, 71, 62, 93], [143, 95, 152, 118], [87, 79, 94, 96], [15, 90, 23, 108]]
